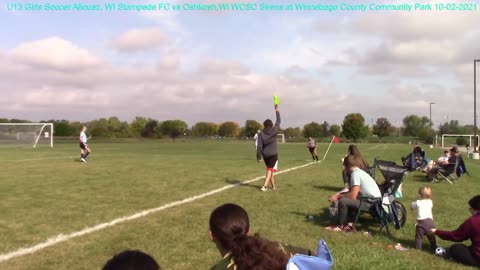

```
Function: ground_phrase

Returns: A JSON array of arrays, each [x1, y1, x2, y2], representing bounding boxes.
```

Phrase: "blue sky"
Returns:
[[1, 0, 479, 127]]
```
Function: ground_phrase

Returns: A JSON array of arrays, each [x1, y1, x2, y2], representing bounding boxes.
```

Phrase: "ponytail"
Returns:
[[230, 233, 289, 270]]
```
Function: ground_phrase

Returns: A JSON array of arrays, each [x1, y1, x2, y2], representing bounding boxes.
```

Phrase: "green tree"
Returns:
[[438, 120, 462, 135], [158, 120, 188, 141], [402, 115, 430, 137], [107, 117, 129, 137], [53, 120, 73, 136], [341, 113, 368, 142], [89, 118, 110, 138], [329, 124, 341, 137], [192, 122, 218, 136], [243, 120, 262, 137], [321, 121, 330, 137], [218, 121, 239, 137], [142, 119, 159, 138], [303, 122, 322, 138], [283, 127, 302, 139], [372, 117, 392, 139], [129, 117, 148, 137]]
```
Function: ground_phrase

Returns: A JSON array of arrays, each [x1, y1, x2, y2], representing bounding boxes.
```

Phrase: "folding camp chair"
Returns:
[[401, 147, 429, 172], [354, 159, 408, 236], [434, 155, 469, 184], [286, 239, 333, 270]]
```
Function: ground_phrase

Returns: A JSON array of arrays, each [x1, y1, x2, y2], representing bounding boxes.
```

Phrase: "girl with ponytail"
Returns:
[[209, 203, 312, 270]]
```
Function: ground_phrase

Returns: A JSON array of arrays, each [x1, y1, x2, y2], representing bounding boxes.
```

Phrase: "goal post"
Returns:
[[277, 133, 286, 143], [441, 134, 479, 148], [0, 123, 53, 148]]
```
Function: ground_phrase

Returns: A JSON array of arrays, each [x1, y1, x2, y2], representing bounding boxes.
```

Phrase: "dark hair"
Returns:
[[209, 203, 289, 270], [468, 195, 480, 211], [344, 155, 360, 169], [263, 119, 273, 128], [102, 250, 160, 270], [346, 145, 369, 170]]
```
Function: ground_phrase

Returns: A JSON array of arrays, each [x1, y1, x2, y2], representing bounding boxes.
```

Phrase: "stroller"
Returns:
[[354, 158, 408, 236]]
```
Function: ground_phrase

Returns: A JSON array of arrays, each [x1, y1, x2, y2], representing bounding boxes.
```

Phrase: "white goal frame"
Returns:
[[441, 134, 479, 148], [0, 123, 53, 148], [277, 133, 285, 143]]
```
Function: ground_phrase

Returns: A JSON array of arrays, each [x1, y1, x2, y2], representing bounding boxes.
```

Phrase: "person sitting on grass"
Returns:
[[431, 194, 480, 267], [326, 155, 381, 232], [103, 249, 161, 270], [209, 203, 314, 270]]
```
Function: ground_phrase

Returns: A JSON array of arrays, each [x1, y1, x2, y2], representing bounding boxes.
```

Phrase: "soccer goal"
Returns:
[[0, 123, 54, 148], [277, 133, 286, 143], [441, 134, 479, 148]]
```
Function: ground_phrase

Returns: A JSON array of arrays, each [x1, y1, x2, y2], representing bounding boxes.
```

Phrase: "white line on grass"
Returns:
[[4, 154, 126, 162], [0, 161, 318, 263]]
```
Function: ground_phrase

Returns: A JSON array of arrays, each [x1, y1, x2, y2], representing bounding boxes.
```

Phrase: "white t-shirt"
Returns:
[[253, 133, 259, 148], [80, 131, 87, 143], [411, 199, 433, 220]]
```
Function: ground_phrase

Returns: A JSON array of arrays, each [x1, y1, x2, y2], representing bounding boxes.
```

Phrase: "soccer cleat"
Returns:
[[81, 158, 86, 163], [272, 185, 278, 190], [260, 186, 267, 192]]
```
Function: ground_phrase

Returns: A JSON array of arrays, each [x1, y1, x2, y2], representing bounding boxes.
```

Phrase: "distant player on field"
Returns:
[[79, 126, 91, 163], [253, 130, 262, 161], [307, 137, 319, 162], [257, 104, 281, 191]]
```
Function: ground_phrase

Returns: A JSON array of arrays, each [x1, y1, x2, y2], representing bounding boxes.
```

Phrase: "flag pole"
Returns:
[[322, 136, 335, 161]]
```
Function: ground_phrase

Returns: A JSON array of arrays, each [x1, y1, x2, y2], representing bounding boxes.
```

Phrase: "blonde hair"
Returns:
[[418, 186, 432, 199]]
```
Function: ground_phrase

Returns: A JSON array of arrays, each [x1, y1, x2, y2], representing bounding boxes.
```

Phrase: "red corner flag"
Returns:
[[332, 136, 340, 143]]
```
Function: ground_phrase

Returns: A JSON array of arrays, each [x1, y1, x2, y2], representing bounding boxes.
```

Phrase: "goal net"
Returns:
[[0, 123, 53, 148], [441, 134, 479, 147]]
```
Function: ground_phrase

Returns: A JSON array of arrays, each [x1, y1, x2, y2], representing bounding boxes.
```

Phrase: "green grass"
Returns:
[[0, 141, 478, 269]]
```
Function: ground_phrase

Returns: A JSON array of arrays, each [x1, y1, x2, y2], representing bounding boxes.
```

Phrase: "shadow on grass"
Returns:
[[224, 178, 260, 189], [313, 185, 341, 192], [290, 207, 332, 227], [411, 174, 430, 183]]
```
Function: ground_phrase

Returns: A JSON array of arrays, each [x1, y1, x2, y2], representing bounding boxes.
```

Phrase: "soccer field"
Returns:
[[0, 141, 478, 270]]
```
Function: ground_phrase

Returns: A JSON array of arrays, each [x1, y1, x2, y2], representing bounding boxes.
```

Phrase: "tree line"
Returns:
[[0, 114, 477, 143]]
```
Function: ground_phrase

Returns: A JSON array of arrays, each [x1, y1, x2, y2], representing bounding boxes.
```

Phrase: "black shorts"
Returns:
[[308, 147, 316, 153], [80, 142, 87, 149], [263, 154, 278, 172]]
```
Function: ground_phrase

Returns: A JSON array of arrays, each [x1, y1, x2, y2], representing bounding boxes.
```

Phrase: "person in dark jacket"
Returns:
[[431, 194, 480, 267], [257, 104, 281, 191]]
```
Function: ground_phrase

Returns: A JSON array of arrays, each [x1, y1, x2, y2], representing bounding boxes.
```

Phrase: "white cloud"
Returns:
[[112, 28, 169, 52], [10, 37, 101, 71]]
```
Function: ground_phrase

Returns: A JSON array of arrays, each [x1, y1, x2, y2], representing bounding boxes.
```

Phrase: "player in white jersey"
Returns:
[[79, 126, 91, 163]]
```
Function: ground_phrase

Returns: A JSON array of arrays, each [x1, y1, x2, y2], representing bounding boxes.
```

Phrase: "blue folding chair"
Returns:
[[286, 239, 333, 270]]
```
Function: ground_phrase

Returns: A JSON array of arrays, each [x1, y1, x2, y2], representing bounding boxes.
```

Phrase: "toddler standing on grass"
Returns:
[[411, 186, 437, 251]]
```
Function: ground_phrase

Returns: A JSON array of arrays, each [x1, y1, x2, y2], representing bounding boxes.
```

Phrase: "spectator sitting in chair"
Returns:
[[402, 146, 429, 171], [426, 147, 459, 181], [325, 155, 381, 232], [425, 150, 451, 180]]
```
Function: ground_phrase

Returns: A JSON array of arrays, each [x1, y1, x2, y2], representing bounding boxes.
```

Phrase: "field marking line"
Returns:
[[3, 154, 126, 162], [0, 161, 317, 263]]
